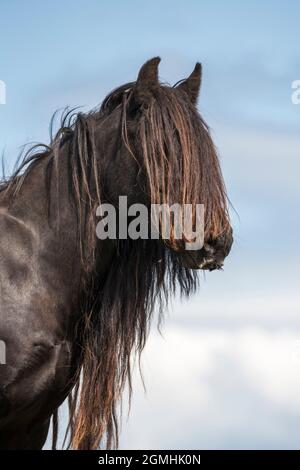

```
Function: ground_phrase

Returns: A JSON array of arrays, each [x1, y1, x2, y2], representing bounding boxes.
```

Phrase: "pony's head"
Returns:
[[68, 58, 233, 450], [90, 57, 232, 270]]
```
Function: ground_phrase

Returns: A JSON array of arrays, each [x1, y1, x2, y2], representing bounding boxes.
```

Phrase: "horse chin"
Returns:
[[176, 251, 223, 271]]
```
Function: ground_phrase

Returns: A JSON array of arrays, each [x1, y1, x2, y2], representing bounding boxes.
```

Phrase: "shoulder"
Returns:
[[0, 208, 37, 253]]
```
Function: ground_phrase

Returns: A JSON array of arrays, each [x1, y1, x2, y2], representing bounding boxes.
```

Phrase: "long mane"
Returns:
[[0, 79, 230, 449]]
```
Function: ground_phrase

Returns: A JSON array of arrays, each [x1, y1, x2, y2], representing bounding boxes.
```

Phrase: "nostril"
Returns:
[[204, 231, 233, 263], [203, 242, 215, 255]]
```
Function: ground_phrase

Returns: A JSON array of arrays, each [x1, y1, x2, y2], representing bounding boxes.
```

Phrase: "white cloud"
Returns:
[[119, 325, 300, 449]]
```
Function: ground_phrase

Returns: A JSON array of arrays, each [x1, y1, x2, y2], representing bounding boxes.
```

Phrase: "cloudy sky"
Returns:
[[1, 0, 300, 449]]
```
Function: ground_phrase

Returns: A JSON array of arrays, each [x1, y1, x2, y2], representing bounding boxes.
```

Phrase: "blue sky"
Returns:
[[1, 0, 300, 449]]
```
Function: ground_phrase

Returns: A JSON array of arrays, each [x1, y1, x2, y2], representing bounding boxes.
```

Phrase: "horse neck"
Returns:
[[4, 135, 116, 286], [4, 139, 75, 234]]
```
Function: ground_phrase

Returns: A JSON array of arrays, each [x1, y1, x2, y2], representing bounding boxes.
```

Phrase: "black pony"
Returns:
[[0, 58, 233, 449]]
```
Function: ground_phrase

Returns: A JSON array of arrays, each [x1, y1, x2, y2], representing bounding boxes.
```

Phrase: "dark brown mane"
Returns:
[[0, 73, 230, 449]]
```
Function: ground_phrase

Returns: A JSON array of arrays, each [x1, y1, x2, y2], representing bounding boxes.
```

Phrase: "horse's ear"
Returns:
[[177, 63, 202, 105], [132, 57, 161, 107]]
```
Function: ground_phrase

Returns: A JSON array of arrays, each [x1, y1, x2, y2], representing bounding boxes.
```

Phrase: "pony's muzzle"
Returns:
[[177, 229, 233, 271]]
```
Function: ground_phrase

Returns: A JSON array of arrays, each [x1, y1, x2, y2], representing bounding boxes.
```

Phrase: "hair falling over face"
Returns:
[[66, 80, 231, 450]]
